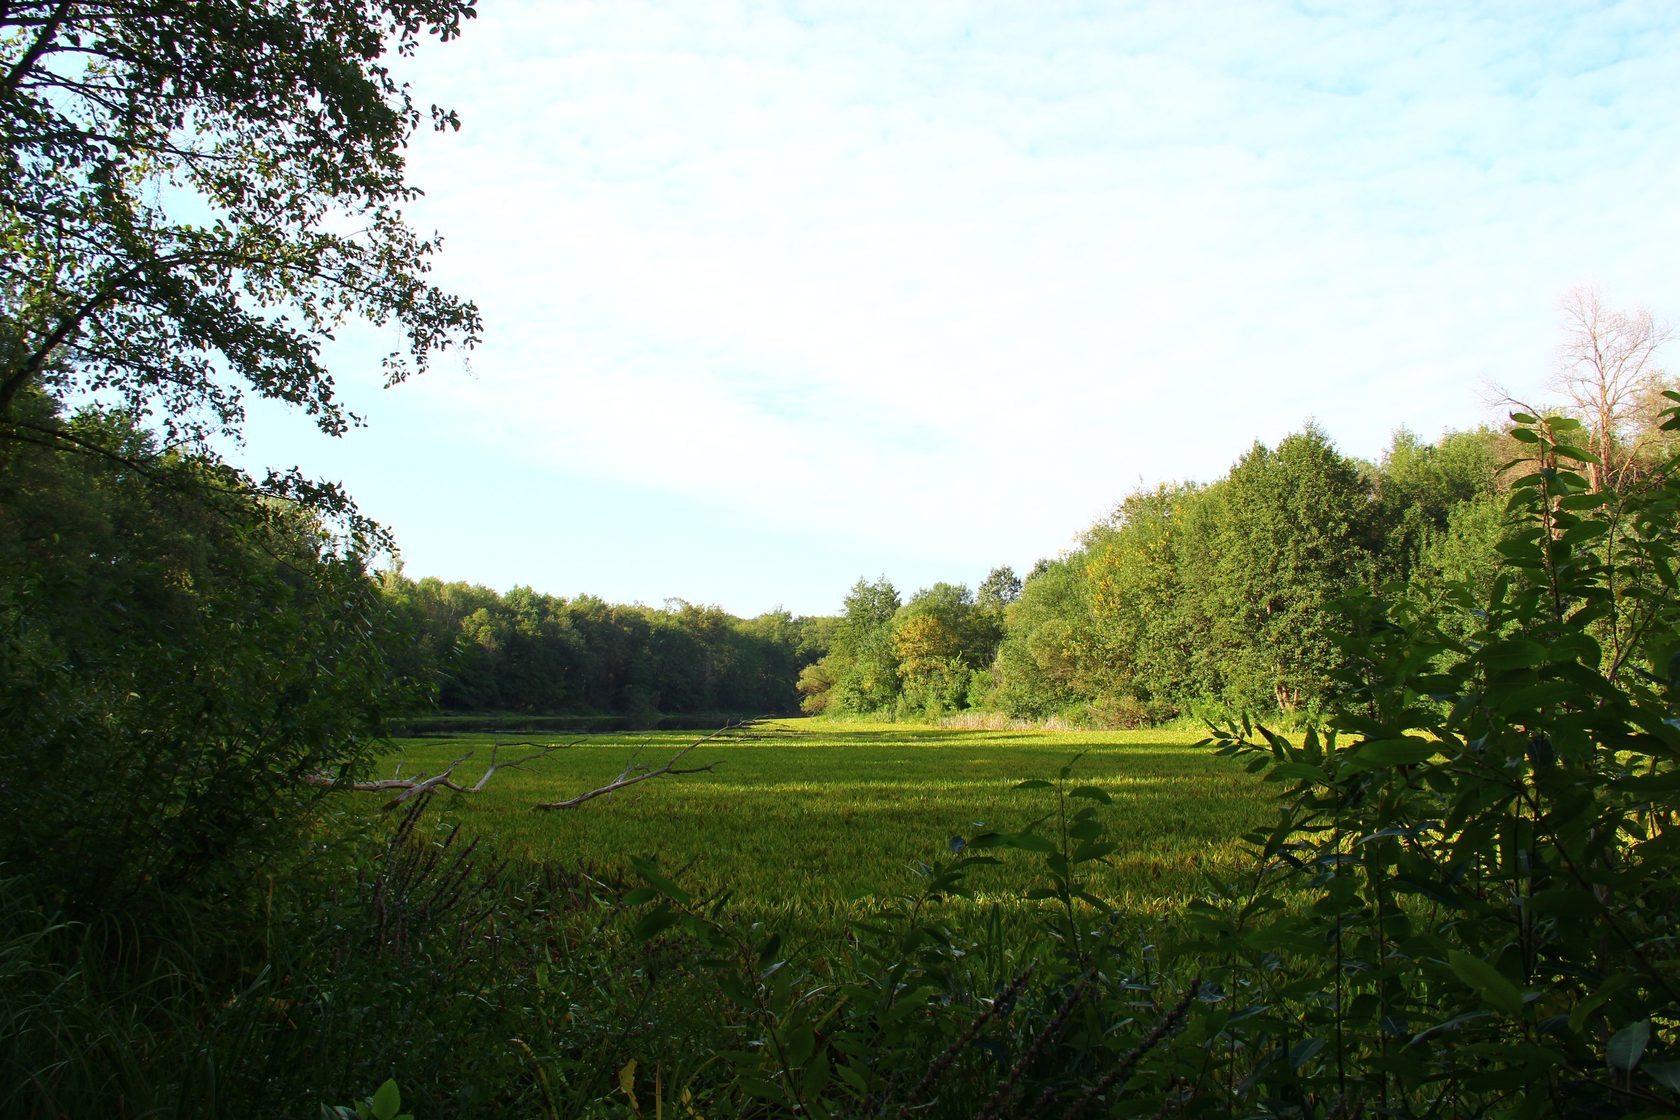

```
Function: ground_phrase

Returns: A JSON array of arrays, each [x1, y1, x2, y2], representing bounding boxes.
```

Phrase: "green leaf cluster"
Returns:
[[0, 0, 480, 447], [0, 396, 418, 914], [1197, 404, 1680, 1114]]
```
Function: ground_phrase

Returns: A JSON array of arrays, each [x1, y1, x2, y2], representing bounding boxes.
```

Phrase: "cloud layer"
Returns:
[[240, 1, 1680, 615]]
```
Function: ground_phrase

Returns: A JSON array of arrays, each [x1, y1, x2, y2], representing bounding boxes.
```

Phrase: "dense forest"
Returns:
[[368, 424, 1501, 727], [401, 406, 1646, 730], [371, 402, 1670, 730], [798, 423, 1513, 724], [380, 576, 832, 718]]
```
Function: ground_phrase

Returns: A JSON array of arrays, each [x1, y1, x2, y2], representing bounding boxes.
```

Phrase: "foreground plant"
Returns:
[[324, 1079, 413, 1120], [1201, 406, 1680, 1116], [611, 762, 1207, 1118]]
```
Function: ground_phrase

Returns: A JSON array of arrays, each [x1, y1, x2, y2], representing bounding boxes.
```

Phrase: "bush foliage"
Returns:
[[0, 397, 414, 915], [1195, 406, 1680, 1115]]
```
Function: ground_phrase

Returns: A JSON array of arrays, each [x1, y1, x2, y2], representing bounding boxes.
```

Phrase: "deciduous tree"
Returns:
[[0, 0, 481, 473], [0, 397, 418, 912], [1552, 288, 1673, 492], [1211, 425, 1377, 712]]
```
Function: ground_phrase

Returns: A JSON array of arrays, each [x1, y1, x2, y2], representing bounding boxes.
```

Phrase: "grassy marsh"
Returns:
[[377, 719, 1276, 927]]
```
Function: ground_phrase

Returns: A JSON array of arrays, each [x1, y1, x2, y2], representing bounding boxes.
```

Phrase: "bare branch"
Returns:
[[467, 740, 571, 793], [311, 725, 740, 814], [0, 0, 72, 102], [1554, 287, 1674, 491], [531, 725, 739, 812], [307, 740, 572, 810], [303, 752, 473, 806]]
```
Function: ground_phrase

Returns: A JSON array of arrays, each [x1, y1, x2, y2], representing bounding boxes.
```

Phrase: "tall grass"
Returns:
[[376, 720, 1271, 930], [2, 721, 1275, 1117]]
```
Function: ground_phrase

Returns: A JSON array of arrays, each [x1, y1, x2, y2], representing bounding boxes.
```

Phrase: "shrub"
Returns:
[[0, 401, 418, 917], [1197, 407, 1680, 1114]]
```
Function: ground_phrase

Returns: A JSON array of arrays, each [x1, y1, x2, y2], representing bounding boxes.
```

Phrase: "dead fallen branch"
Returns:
[[308, 740, 572, 810], [312, 724, 741, 812], [531, 724, 736, 812]]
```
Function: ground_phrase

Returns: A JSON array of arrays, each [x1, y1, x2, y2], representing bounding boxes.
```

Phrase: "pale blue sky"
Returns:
[[234, 0, 1680, 617]]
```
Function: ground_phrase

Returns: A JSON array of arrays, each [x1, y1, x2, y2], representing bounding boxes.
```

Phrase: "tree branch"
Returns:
[[305, 740, 570, 809], [0, 0, 73, 103], [532, 725, 736, 812], [311, 725, 738, 813], [467, 740, 565, 792], [304, 751, 475, 809]]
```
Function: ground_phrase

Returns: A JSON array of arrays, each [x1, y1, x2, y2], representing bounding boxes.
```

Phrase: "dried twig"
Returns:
[[307, 740, 572, 810], [531, 725, 737, 812], [1060, 979, 1202, 1120], [899, 967, 1035, 1116], [313, 725, 737, 813], [976, 968, 1098, 1120]]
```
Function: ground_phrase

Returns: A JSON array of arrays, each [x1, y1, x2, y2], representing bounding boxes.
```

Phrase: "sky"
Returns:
[[233, 0, 1680, 618]]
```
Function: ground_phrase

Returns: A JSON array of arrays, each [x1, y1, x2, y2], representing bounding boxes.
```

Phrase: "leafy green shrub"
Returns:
[[1077, 693, 1180, 729], [1196, 407, 1680, 1115], [0, 400, 419, 916], [610, 757, 1209, 1117], [324, 1079, 414, 1120]]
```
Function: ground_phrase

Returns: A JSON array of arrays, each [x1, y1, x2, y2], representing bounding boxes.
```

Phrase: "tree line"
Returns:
[[375, 418, 1499, 728], [400, 288, 1674, 731], [379, 575, 833, 718], [800, 316, 1677, 725], [799, 423, 1509, 723]]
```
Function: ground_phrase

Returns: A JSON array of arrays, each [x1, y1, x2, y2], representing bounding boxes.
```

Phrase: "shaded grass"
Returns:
[[377, 719, 1275, 929], [1, 721, 1275, 1117]]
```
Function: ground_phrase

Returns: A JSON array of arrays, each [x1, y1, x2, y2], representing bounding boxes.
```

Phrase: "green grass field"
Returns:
[[376, 719, 1279, 928]]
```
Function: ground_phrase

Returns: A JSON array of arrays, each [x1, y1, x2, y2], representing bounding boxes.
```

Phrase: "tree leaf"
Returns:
[[370, 1080, 401, 1120], [1448, 950, 1524, 1016], [1350, 738, 1437, 768], [1607, 1020, 1650, 1073], [632, 905, 681, 942], [629, 856, 692, 904], [1072, 841, 1118, 863], [783, 1023, 816, 1068], [1268, 761, 1326, 782]]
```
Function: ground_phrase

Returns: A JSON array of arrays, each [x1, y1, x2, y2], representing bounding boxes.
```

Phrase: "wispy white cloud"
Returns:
[[252, 0, 1680, 614]]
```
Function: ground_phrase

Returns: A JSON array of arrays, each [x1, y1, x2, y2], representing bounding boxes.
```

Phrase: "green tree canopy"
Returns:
[[991, 557, 1088, 719], [0, 396, 417, 912], [1370, 426, 1507, 578], [0, 1, 480, 469], [976, 565, 1023, 613], [1210, 425, 1379, 711], [892, 582, 989, 717], [806, 576, 904, 715]]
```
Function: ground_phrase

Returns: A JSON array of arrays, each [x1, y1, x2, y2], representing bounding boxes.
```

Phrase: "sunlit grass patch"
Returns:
[[371, 718, 1273, 930]]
